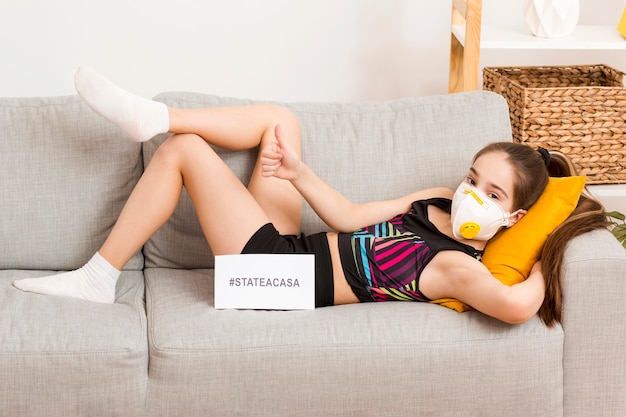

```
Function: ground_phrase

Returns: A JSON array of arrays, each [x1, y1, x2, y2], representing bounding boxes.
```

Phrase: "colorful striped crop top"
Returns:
[[337, 198, 482, 303]]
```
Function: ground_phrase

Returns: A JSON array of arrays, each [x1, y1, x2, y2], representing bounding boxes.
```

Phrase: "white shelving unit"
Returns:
[[451, 24, 626, 50]]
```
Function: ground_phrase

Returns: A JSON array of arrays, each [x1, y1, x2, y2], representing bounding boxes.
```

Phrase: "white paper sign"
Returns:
[[214, 254, 315, 310]]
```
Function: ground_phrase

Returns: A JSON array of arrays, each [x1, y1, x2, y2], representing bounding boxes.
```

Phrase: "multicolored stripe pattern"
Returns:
[[348, 211, 434, 302]]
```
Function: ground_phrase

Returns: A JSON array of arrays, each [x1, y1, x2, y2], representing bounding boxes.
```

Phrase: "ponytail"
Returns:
[[537, 151, 611, 327]]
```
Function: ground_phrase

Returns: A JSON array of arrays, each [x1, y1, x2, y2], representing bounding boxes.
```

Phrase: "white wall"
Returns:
[[2, 0, 625, 101]]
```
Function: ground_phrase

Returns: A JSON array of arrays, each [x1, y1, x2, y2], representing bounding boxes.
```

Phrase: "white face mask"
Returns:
[[450, 183, 518, 241]]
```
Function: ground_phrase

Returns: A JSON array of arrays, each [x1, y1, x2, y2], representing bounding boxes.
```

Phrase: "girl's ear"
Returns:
[[507, 209, 527, 227]]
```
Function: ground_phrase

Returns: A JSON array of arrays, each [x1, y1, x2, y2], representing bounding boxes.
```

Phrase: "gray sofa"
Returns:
[[1, 90, 625, 417]]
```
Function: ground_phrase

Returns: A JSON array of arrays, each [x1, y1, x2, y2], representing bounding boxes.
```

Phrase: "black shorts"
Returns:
[[241, 223, 334, 307]]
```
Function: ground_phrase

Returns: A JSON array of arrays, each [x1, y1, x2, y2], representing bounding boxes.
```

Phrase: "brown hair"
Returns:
[[473, 142, 549, 210], [538, 151, 611, 327]]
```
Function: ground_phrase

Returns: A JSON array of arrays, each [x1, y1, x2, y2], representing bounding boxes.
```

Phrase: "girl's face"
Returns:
[[463, 151, 517, 213]]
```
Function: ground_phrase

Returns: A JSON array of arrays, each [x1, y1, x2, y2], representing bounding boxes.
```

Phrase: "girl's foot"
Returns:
[[12, 252, 120, 303], [74, 65, 170, 142]]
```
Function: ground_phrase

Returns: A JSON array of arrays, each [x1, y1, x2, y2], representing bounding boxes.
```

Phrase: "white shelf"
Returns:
[[588, 184, 626, 214], [452, 25, 626, 50]]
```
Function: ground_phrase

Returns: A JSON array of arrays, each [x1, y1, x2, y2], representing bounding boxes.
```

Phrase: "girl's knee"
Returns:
[[274, 105, 300, 134], [262, 105, 301, 149], [153, 133, 207, 163]]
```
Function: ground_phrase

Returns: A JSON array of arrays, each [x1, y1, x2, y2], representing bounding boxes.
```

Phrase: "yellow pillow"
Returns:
[[431, 176, 586, 312]]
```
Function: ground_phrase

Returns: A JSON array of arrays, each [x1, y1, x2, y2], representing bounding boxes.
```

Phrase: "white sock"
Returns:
[[74, 65, 169, 142], [13, 252, 120, 303]]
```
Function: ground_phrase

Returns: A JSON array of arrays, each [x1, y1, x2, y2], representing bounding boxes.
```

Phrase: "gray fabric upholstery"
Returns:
[[145, 267, 563, 417], [561, 229, 626, 417], [0, 96, 147, 416], [0, 270, 148, 417], [0, 96, 144, 271]]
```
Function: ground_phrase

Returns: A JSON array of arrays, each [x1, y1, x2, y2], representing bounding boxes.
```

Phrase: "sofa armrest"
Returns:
[[561, 229, 626, 417]]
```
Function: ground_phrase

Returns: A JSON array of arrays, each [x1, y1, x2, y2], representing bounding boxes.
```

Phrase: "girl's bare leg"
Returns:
[[167, 104, 303, 235], [100, 131, 291, 269], [14, 126, 300, 302], [74, 64, 302, 234], [14, 67, 303, 303], [101, 104, 303, 268]]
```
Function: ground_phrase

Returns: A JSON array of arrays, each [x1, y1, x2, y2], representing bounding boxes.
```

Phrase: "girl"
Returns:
[[13, 66, 608, 326]]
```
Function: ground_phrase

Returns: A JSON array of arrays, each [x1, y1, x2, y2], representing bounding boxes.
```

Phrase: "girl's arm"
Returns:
[[260, 125, 450, 232], [424, 254, 545, 324]]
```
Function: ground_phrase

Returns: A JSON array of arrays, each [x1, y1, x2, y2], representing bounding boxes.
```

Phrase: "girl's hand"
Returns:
[[260, 124, 302, 181]]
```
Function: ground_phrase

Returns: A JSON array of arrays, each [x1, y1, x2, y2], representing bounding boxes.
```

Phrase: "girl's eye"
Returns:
[[466, 177, 476, 185], [487, 192, 499, 200]]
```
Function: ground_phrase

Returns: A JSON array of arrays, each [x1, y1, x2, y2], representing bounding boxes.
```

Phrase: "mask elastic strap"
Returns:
[[505, 209, 523, 226]]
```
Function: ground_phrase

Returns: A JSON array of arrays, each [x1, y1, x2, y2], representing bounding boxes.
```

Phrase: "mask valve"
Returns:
[[459, 222, 480, 239]]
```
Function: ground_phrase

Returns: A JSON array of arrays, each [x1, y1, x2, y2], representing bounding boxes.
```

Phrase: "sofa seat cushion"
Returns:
[[145, 268, 563, 417], [0, 271, 148, 417]]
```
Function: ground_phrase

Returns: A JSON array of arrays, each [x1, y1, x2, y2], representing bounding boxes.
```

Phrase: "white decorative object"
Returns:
[[524, 0, 580, 38]]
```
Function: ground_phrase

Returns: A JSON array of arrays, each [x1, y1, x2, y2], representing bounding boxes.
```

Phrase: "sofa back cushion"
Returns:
[[0, 96, 144, 270], [144, 91, 512, 269]]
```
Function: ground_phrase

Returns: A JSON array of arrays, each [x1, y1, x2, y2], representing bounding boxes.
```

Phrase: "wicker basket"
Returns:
[[483, 64, 626, 184]]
